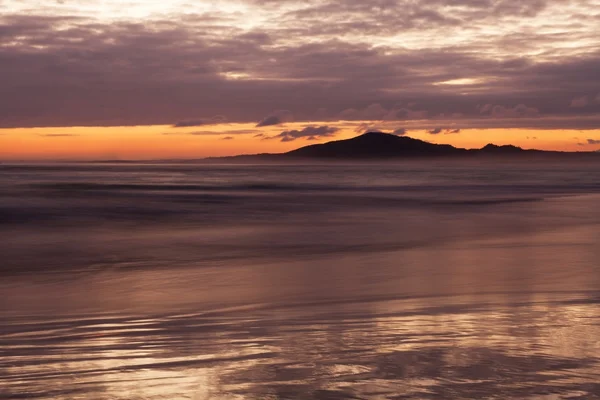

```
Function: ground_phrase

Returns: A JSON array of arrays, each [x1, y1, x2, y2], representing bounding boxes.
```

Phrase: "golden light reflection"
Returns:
[[3, 279, 600, 399]]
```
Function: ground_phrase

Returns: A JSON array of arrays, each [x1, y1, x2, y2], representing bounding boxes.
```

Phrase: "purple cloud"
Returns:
[[272, 125, 339, 142], [0, 2, 599, 131], [256, 110, 294, 127], [172, 116, 226, 127], [570, 96, 589, 108]]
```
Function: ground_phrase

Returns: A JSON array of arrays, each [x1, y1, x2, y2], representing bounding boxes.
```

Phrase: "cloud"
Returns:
[[256, 116, 284, 127], [0, 1, 599, 130], [354, 122, 378, 133], [341, 104, 428, 121], [256, 110, 293, 127], [427, 127, 460, 135], [570, 96, 588, 108], [385, 107, 428, 120], [353, 125, 406, 136], [588, 139, 600, 145], [172, 116, 226, 127], [339, 103, 388, 120], [272, 125, 339, 142], [478, 104, 493, 114], [221, 136, 234, 140], [485, 104, 540, 118]]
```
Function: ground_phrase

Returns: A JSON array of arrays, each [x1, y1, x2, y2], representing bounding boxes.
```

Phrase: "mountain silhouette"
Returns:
[[479, 143, 528, 154], [208, 132, 597, 161], [286, 132, 466, 158]]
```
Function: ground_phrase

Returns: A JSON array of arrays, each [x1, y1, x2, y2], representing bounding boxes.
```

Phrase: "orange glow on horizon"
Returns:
[[0, 123, 599, 160]]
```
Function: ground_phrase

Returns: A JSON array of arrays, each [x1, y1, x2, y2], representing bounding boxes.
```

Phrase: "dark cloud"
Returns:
[[236, 31, 272, 45], [172, 116, 226, 127], [221, 136, 234, 140], [256, 110, 294, 127], [389, 108, 428, 120], [588, 139, 600, 145], [0, 1, 599, 130], [279, 0, 554, 38], [340, 103, 388, 120], [352, 125, 406, 135], [482, 104, 540, 118], [256, 116, 283, 127], [272, 125, 339, 142], [429, 115, 600, 130], [570, 96, 589, 108], [427, 127, 460, 135]]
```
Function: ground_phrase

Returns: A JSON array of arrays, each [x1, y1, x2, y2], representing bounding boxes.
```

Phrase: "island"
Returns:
[[207, 132, 598, 161]]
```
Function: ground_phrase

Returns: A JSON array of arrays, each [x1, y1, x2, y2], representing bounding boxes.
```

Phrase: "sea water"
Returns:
[[1, 160, 600, 399]]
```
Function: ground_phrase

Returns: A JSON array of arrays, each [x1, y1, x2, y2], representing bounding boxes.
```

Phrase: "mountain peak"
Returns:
[[286, 132, 463, 158], [359, 131, 396, 138], [481, 143, 524, 152]]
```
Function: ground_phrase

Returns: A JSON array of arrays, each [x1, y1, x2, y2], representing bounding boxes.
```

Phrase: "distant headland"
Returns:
[[207, 132, 599, 161]]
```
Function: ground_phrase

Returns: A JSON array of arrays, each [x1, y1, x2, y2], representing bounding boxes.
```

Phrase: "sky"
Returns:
[[1, 0, 600, 159]]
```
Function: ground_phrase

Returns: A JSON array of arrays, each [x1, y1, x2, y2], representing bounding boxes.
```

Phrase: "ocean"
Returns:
[[1, 160, 600, 399]]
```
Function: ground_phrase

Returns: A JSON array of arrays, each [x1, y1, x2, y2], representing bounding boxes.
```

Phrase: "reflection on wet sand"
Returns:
[[2, 291, 600, 399]]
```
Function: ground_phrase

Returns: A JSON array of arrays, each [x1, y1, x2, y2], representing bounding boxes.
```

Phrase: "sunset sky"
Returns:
[[1, 0, 600, 159]]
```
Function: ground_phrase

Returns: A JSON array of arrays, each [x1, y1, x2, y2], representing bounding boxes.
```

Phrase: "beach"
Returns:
[[2, 161, 600, 399]]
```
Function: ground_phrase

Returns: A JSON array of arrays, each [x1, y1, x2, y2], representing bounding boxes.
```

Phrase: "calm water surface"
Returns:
[[1, 161, 600, 399]]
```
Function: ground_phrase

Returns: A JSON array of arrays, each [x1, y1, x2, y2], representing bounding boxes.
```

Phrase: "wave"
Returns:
[[0, 193, 547, 228], [31, 182, 336, 192], [28, 181, 600, 194]]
